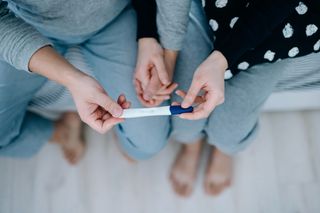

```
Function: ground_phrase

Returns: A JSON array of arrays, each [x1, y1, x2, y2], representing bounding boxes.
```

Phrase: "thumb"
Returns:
[[96, 93, 123, 117], [181, 77, 202, 108], [144, 68, 162, 100]]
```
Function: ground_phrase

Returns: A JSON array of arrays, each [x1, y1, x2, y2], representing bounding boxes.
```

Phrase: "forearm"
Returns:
[[156, 0, 191, 50], [28, 46, 84, 88], [132, 0, 158, 40], [163, 49, 178, 80]]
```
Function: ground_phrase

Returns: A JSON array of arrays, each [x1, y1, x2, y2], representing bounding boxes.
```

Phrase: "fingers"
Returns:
[[157, 83, 178, 95], [181, 77, 203, 108], [117, 94, 131, 109], [152, 95, 170, 101], [153, 57, 170, 85], [85, 116, 123, 134], [143, 68, 162, 100], [134, 64, 151, 90], [179, 107, 212, 120], [176, 90, 205, 105], [101, 117, 124, 132], [179, 92, 223, 120], [96, 93, 123, 117], [202, 92, 222, 115]]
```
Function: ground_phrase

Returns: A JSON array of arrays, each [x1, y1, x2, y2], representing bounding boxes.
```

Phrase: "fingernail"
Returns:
[[112, 107, 123, 117], [181, 102, 189, 108]]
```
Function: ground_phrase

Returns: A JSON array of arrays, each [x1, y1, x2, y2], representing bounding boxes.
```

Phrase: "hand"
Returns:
[[178, 50, 228, 120], [67, 74, 131, 134], [134, 38, 178, 107], [135, 38, 169, 91], [135, 67, 178, 107], [29, 46, 130, 134]]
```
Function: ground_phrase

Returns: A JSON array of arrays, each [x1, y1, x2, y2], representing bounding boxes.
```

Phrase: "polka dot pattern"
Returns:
[[209, 19, 219, 31], [314, 40, 320, 51], [201, 0, 206, 7], [295, 2, 308, 15], [264, 50, 275, 61], [306, 24, 318, 37], [224, 70, 233, 79], [203, 0, 320, 75], [215, 0, 228, 8], [230, 17, 239, 28], [288, 47, 299, 57], [283, 23, 294, 38], [238, 61, 249, 70]]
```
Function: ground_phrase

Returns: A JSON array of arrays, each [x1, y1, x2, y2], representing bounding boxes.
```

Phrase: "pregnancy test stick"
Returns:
[[120, 105, 193, 119]]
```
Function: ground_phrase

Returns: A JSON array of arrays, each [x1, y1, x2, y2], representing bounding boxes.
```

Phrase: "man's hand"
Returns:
[[135, 67, 177, 107], [135, 38, 169, 93], [134, 38, 178, 107], [178, 50, 228, 120], [29, 46, 130, 134], [67, 75, 130, 134]]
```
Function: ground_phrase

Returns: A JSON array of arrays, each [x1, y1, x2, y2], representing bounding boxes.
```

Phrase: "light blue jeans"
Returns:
[[170, 0, 320, 155], [0, 5, 170, 159]]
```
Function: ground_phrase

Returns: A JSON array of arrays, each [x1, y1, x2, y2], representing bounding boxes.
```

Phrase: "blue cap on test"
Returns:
[[169, 105, 194, 115]]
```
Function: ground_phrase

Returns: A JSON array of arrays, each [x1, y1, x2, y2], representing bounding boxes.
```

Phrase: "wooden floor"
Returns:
[[0, 111, 319, 213]]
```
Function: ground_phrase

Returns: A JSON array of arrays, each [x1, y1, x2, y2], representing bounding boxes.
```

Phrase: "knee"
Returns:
[[116, 118, 170, 160], [205, 104, 260, 155]]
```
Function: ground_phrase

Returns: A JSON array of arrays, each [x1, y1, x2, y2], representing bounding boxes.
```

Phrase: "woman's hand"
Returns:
[[29, 46, 130, 134], [134, 38, 178, 107], [178, 50, 228, 120]]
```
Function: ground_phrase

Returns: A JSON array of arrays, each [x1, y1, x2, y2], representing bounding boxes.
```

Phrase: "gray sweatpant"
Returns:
[[170, 0, 320, 155]]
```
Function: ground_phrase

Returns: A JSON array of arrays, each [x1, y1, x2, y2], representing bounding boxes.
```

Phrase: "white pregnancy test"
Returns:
[[120, 105, 193, 119]]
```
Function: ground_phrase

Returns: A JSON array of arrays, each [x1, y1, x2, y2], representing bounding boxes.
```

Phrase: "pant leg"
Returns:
[[81, 6, 170, 160], [170, 0, 213, 143], [205, 52, 320, 155], [0, 61, 54, 157]]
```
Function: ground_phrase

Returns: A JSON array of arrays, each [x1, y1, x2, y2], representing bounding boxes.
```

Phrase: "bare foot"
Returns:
[[51, 112, 86, 165], [204, 147, 233, 196], [170, 140, 203, 197]]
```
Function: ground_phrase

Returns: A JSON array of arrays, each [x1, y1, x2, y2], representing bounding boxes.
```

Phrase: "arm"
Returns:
[[156, 0, 192, 51], [0, 1, 127, 133], [0, 0, 51, 71], [179, 0, 300, 120], [29, 46, 128, 134], [133, 0, 180, 107]]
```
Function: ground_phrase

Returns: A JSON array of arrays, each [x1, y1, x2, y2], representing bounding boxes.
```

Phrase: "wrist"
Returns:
[[63, 69, 89, 91], [138, 37, 158, 47], [164, 49, 178, 59], [208, 50, 228, 71]]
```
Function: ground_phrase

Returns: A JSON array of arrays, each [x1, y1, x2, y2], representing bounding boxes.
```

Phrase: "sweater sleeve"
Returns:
[[156, 0, 191, 50], [215, 0, 300, 68], [132, 0, 159, 40], [0, 0, 52, 72]]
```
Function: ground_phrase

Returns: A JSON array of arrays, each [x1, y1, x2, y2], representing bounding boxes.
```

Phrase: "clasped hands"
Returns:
[[134, 38, 228, 120]]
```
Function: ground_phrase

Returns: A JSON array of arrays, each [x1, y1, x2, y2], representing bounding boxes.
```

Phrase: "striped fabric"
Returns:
[[27, 47, 92, 120]]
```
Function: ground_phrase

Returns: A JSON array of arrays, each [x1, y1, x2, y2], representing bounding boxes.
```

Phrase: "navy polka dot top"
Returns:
[[204, 0, 320, 76]]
